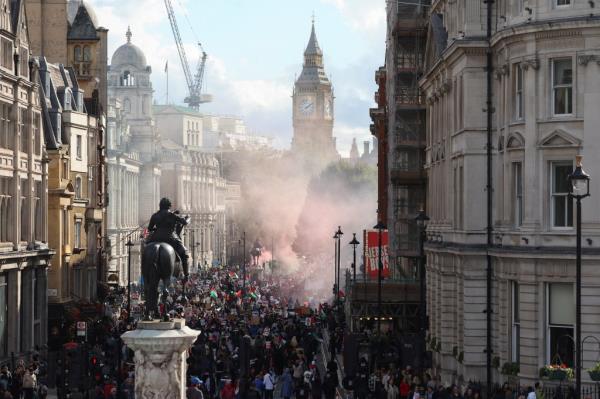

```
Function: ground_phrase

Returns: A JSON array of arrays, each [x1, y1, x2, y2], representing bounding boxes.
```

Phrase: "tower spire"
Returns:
[[126, 26, 132, 43]]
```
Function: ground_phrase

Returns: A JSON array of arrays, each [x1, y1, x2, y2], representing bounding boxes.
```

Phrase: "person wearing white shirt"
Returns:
[[263, 370, 275, 399]]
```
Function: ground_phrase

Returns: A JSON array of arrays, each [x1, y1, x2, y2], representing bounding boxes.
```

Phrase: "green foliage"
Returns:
[[501, 361, 519, 375]]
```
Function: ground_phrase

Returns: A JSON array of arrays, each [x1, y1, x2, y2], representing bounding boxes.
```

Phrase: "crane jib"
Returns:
[[163, 0, 210, 110]]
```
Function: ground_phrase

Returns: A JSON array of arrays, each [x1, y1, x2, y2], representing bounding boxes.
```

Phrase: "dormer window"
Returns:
[[74, 46, 82, 62]]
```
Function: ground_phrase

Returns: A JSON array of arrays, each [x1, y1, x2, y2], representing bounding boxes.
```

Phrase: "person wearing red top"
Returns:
[[400, 378, 411, 399], [221, 379, 236, 399]]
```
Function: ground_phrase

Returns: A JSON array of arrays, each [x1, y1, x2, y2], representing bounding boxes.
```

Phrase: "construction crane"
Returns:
[[164, 0, 212, 110]]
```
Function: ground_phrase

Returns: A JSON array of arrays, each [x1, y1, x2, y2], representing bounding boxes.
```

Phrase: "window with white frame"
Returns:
[[547, 283, 574, 367], [513, 162, 523, 227], [552, 59, 573, 115], [76, 135, 82, 159], [74, 219, 82, 249], [515, 64, 524, 120], [556, 0, 570, 6], [511, 281, 520, 363], [551, 162, 573, 228]]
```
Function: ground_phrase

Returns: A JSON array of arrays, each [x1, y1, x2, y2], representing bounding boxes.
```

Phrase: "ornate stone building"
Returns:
[[26, 0, 107, 298], [420, 0, 600, 385], [154, 105, 228, 270], [105, 98, 141, 286], [106, 28, 160, 285], [0, 0, 52, 361], [291, 21, 339, 171]]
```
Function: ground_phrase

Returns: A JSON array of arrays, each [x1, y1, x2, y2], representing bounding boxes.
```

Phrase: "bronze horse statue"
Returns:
[[141, 241, 182, 321]]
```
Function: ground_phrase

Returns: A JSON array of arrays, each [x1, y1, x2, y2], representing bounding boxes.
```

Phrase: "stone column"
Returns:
[[121, 319, 200, 399]]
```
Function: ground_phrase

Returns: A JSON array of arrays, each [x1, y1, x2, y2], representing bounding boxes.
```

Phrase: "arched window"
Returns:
[[74, 176, 82, 199], [74, 46, 82, 61], [83, 46, 91, 62]]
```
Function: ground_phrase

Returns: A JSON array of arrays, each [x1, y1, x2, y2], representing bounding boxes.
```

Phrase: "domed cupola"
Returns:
[[111, 27, 148, 70]]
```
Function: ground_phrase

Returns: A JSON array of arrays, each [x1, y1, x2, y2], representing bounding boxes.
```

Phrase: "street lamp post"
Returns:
[[415, 208, 430, 367], [568, 155, 590, 399], [242, 231, 247, 293], [349, 233, 360, 282], [126, 239, 134, 323], [373, 221, 386, 336], [336, 226, 343, 304], [333, 231, 339, 302]]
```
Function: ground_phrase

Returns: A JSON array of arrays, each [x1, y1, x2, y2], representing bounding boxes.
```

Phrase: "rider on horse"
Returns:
[[147, 198, 190, 279]]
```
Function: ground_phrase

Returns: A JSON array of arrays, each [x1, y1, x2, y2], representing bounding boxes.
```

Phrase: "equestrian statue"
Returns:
[[142, 197, 190, 321]]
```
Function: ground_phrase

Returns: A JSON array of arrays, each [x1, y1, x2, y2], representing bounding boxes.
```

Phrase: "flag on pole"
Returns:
[[165, 60, 168, 73]]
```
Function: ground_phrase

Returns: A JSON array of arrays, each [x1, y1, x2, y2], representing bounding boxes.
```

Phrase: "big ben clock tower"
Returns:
[[292, 20, 339, 169]]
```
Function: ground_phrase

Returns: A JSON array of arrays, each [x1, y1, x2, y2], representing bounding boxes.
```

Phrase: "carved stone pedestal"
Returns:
[[121, 319, 200, 399]]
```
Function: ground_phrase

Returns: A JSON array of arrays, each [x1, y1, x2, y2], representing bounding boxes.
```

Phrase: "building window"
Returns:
[[547, 283, 574, 367], [74, 219, 82, 249], [62, 208, 69, 244], [1, 38, 12, 70], [74, 46, 82, 62], [19, 47, 28, 79], [20, 178, 27, 242], [511, 281, 520, 364], [0, 177, 11, 242], [556, 0, 570, 6], [551, 161, 573, 228], [515, 64, 524, 120], [19, 108, 27, 153], [83, 46, 91, 62], [32, 113, 40, 156], [552, 59, 573, 115], [0, 103, 10, 150], [76, 135, 82, 159], [33, 181, 42, 241], [513, 162, 523, 227], [0, 275, 7, 358], [74, 176, 82, 199]]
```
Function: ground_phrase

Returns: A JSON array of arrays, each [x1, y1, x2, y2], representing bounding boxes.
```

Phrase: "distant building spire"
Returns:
[[126, 26, 132, 43], [350, 138, 360, 161]]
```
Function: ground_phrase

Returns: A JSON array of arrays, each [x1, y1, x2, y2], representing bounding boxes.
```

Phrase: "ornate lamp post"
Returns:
[[333, 231, 339, 302], [242, 231, 247, 293], [336, 226, 343, 304], [126, 239, 134, 323], [349, 233, 360, 282], [568, 155, 590, 399]]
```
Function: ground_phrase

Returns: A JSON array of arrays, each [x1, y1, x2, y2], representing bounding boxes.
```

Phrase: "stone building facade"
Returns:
[[106, 28, 160, 285], [154, 105, 228, 270], [0, 0, 52, 361], [25, 0, 107, 298], [420, 0, 600, 385], [105, 98, 141, 286]]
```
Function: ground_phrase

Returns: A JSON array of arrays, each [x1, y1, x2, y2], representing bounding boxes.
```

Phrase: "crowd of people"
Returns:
[[68, 262, 342, 399]]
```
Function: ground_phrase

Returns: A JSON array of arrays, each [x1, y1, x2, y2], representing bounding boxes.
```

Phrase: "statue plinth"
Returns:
[[122, 319, 200, 399]]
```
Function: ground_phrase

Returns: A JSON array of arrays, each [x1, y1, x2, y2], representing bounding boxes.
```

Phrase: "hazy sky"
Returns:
[[88, 0, 386, 155]]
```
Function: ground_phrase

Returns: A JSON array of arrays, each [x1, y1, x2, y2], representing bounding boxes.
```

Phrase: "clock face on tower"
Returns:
[[298, 96, 315, 117]]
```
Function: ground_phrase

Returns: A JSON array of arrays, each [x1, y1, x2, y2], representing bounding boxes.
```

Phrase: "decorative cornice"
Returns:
[[522, 58, 539, 70], [578, 54, 600, 66], [534, 29, 582, 40]]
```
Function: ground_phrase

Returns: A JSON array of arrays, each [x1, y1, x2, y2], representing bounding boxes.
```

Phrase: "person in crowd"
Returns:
[[280, 368, 293, 399]]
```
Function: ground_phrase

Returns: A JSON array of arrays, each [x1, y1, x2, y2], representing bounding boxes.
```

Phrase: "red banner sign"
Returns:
[[364, 229, 390, 279]]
